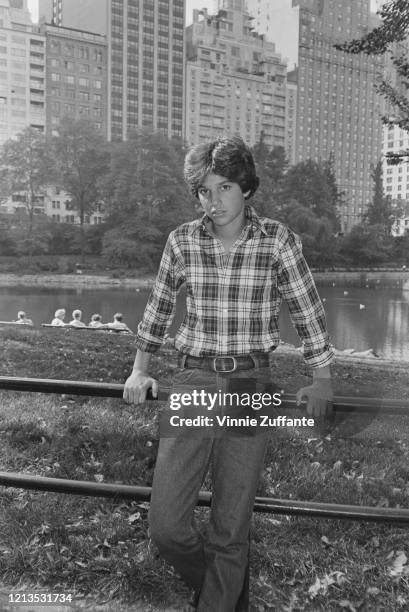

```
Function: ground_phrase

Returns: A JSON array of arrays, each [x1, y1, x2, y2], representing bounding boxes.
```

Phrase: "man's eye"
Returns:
[[221, 184, 231, 191]]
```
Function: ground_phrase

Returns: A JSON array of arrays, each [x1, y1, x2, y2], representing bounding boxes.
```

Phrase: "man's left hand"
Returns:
[[296, 379, 334, 418]]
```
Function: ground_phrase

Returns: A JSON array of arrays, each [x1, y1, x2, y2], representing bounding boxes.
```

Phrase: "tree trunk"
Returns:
[[80, 205, 85, 264], [27, 192, 34, 263]]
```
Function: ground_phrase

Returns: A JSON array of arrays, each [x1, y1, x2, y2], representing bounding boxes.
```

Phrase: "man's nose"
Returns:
[[209, 191, 221, 206]]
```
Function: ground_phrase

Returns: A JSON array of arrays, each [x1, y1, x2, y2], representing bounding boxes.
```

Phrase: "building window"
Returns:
[[63, 43, 74, 56], [78, 47, 90, 60]]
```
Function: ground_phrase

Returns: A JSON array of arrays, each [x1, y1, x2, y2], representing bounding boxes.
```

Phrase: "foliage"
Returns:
[[0, 128, 54, 257], [364, 161, 394, 230], [52, 118, 110, 259], [100, 130, 195, 268], [280, 158, 341, 229], [335, 0, 409, 164], [251, 140, 287, 219], [102, 223, 162, 270], [338, 223, 394, 265], [284, 204, 339, 267], [391, 234, 409, 264]]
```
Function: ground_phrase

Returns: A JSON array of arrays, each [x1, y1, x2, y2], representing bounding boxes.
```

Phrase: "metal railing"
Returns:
[[0, 376, 408, 524]]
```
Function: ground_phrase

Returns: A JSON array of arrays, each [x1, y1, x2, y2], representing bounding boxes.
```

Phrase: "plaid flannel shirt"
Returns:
[[135, 206, 334, 368]]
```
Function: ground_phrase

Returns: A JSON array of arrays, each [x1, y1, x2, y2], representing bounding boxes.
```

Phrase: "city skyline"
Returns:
[[27, 0, 380, 70]]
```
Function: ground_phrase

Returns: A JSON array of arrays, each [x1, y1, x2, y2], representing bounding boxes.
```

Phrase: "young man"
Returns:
[[123, 137, 333, 611]]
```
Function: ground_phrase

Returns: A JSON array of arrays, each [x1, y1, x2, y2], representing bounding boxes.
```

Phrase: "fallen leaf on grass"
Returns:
[[94, 474, 104, 482], [308, 571, 347, 598], [366, 587, 380, 596], [267, 518, 282, 526], [127, 512, 141, 524], [339, 600, 357, 612], [137, 502, 150, 510], [388, 550, 408, 577], [321, 535, 332, 547], [45, 551, 54, 564]]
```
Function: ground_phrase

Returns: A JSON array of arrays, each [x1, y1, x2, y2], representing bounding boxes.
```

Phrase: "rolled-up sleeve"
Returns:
[[135, 233, 185, 353], [277, 227, 334, 368]]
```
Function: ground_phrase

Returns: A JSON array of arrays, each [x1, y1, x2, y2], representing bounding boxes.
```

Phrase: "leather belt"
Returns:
[[179, 352, 272, 373]]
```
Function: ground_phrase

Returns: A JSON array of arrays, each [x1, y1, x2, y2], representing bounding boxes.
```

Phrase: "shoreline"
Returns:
[[0, 268, 408, 289], [275, 344, 409, 369], [0, 273, 156, 289]]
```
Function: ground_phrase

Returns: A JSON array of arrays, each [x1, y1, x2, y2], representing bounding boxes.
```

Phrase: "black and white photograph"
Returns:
[[0, 0, 409, 610]]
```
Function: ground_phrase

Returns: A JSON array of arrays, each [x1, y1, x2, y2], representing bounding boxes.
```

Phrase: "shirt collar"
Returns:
[[189, 205, 269, 238]]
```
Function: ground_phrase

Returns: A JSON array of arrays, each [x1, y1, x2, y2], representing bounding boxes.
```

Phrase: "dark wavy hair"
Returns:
[[184, 136, 259, 201]]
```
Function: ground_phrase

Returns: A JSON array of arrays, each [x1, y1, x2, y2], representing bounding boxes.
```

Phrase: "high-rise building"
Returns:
[[244, 0, 299, 69], [285, 69, 297, 165], [246, 0, 384, 232], [380, 34, 409, 234], [185, 2, 289, 151], [0, 0, 46, 145], [41, 22, 108, 138], [38, 0, 185, 141]]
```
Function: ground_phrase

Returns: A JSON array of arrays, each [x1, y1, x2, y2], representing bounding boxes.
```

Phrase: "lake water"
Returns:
[[0, 280, 408, 361]]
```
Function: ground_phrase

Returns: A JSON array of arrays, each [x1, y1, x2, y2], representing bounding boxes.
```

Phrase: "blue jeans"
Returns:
[[149, 364, 272, 611]]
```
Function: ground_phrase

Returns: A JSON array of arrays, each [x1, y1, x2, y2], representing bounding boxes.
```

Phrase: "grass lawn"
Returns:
[[0, 326, 409, 610]]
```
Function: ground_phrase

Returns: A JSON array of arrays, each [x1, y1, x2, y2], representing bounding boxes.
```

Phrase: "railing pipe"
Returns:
[[0, 376, 407, 413], [0, 471, 408, 524]]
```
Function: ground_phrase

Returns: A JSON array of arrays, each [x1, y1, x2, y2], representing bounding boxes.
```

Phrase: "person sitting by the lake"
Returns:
[[106, 312, 133, 333], [69, 309, 86, 327], [14, 310, 33, 326], [88, 313, 104, 328], [51, 308, 66, 326]]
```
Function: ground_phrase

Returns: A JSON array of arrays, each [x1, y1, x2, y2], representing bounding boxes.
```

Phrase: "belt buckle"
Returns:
[[212, 356, 238, 373]]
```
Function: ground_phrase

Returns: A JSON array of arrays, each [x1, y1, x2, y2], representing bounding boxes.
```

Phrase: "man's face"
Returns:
[[197, 173, 249, 229]]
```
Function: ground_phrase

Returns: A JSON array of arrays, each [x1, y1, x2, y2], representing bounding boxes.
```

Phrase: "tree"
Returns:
[[280, 158, 342, 229], [0, 127, 53, 257], [335, 0, 409, 164], [283, 204, 339, 268], [100, 129, 194, 268], [339, 223, 394, 265], [52, 117, 110, 260], [364, 160, 394, 231], [251, 138, 287, 219]]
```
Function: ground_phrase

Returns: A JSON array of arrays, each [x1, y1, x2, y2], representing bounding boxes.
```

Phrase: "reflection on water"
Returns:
[[0, 283, 408, 361]]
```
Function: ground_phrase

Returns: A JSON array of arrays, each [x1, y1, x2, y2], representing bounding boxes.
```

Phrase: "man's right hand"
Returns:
[[123, 370, 158, 405]]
